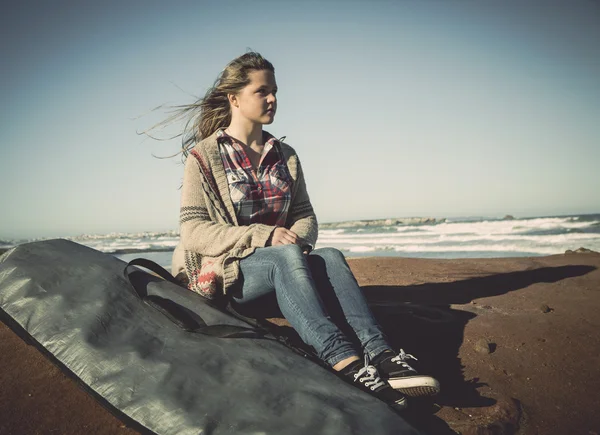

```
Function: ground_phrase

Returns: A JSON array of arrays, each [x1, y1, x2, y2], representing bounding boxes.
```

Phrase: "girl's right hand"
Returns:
[[267, 227, 299, 246]]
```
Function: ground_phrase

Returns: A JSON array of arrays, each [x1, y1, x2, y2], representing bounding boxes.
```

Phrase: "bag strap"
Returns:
[[123, 258, 324, 364], [124, 258, 264, 339], [125, 257, 182, 286]]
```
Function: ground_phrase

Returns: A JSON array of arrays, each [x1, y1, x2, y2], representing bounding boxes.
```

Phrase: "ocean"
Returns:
[[1, 214, 599, 270]]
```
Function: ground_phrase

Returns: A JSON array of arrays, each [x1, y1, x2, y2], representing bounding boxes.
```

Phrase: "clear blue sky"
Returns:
[[1, 0, 599, 239]]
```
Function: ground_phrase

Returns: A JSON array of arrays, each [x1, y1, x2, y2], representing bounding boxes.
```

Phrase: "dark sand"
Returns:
[[1, 251, 599, 434]]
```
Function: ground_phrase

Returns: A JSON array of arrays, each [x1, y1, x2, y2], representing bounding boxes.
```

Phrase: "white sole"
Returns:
[[388, 375, 441, 397]]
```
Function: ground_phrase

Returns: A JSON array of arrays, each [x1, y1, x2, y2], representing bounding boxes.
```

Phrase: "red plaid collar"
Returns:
[[216, 128, 280, 149]]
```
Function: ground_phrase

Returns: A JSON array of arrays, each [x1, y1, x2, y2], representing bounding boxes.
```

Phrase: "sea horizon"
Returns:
[[2, 212, 599, 270]]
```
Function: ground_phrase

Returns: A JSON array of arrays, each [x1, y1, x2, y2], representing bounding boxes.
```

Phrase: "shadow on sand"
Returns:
[[363, 265, 596, 433], [241, 264, 596, 434]]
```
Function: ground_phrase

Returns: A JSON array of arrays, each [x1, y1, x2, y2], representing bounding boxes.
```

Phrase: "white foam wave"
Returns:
[[391, 244, 564, 255], [347, 246, 378, 253], [3, 215, 597, 258], [318, 243, 577, 256], [70, 232, 180, 253], [319, 232, 600, 246], [316, 216, 600, 257], [423, 217, 596, 236], [319, 229, 346, 236]]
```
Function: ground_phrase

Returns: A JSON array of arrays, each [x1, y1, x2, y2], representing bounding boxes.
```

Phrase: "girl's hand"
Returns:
[[267, 227, 299, 246]]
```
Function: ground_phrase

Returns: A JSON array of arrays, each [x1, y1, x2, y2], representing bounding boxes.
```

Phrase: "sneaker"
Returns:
[[373, 349, 440, 397], [339, 355, 408, 411]]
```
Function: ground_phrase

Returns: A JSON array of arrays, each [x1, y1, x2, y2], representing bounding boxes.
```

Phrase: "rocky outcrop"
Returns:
[[320, 217, 444, 229], [450, 397, 522, 435], [565, 247, 600, 255]]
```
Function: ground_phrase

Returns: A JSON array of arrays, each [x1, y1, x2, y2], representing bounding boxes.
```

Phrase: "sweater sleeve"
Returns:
[[179, 153, 276, 257], [286, 155, 319, 248]]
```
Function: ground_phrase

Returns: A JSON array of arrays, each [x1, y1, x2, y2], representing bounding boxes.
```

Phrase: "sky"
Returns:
[[1, 0, 599, 240]]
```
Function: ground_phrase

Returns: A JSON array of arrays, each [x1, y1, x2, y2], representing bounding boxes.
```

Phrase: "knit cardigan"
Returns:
[[171, 130, 319, 299]]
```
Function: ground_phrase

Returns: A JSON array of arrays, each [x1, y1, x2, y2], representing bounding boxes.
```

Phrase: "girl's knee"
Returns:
[[270, 244, 306, 268], [275, 243, 304, 257], [312, 247, 345, 263]]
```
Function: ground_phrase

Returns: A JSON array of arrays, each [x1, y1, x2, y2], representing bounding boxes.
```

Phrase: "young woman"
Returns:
[[170, 52, 439, 411]]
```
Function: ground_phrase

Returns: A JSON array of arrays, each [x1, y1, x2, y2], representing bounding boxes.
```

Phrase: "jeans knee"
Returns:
[[270, 244, 306, 270], [276, 243, 304, 258], [312, 247, 346, 264]]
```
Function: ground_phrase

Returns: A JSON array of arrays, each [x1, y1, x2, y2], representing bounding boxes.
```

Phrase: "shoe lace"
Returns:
[[354, 355, 386, 391], [390, 349, 418, 371]]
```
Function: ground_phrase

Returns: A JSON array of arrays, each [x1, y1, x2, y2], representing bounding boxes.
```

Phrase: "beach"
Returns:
[[1, 250, 599, 434], [3, 0, 599, 430]]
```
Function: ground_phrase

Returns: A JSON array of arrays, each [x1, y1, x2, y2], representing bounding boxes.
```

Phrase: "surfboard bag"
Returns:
[[0, 239, 419, 435]]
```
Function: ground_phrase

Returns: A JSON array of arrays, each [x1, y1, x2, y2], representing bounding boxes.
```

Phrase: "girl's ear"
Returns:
[[227, 93, 239, 108]]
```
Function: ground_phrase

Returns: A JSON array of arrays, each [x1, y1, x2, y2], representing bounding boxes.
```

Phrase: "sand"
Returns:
[[1, 251, 599, 434]]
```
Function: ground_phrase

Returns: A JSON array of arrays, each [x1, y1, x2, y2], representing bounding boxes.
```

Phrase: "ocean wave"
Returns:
[[315, 215, 600, 257], [426, 217, 597, 236], [65, 232, 180, 254], [320, 243, 579, 256], [390, 243, 574, 255], [347, 246, 379, 253], [319, 232, 600, 245], [319, 229, 347, 236], [2, 214, 599, 259], [572, 214, 600, 223]]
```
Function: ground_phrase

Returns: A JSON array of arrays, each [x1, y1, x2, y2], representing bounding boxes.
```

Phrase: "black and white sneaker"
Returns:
[[373, 349, 440, 397], [340, 355, 408, 411]]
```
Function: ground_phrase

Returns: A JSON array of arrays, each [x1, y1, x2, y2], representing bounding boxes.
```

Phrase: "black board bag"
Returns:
[[0, 239, 420, 435]]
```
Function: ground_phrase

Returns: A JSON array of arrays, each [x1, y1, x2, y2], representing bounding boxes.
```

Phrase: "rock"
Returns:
[[565, 247, 599, 255], [319, 217, 444, 229], [503, 215, 515, 220], [575, 247, 597, 253], [540, 304, 553, 313], [457, 397, 522, 435], [475, 338, 495, 354]]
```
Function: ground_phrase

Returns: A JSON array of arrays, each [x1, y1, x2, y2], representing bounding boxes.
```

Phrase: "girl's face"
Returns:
[[232, 69, 277, 125]]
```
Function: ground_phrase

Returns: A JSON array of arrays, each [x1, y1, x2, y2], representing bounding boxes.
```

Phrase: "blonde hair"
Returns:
[[144, 51, 274, 159]]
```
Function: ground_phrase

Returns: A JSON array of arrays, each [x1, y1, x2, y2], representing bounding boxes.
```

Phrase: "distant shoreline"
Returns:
[[2, 213, 599, 259], [2, 212, 599, 243], [319, 217, 442, 228]]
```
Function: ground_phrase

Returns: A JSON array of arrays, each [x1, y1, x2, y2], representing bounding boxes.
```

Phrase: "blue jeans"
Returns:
[[231, 245, 392, 367]]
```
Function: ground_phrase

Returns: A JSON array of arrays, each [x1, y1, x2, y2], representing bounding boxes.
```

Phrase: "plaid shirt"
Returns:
[[216, 129, 292, 227]]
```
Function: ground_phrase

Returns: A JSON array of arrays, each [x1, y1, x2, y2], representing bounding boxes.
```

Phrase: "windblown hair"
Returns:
[[144, 51, 275, 159]]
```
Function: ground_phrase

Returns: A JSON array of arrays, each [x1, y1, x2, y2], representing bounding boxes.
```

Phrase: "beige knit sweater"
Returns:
[[171, 130, 318, 299]]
